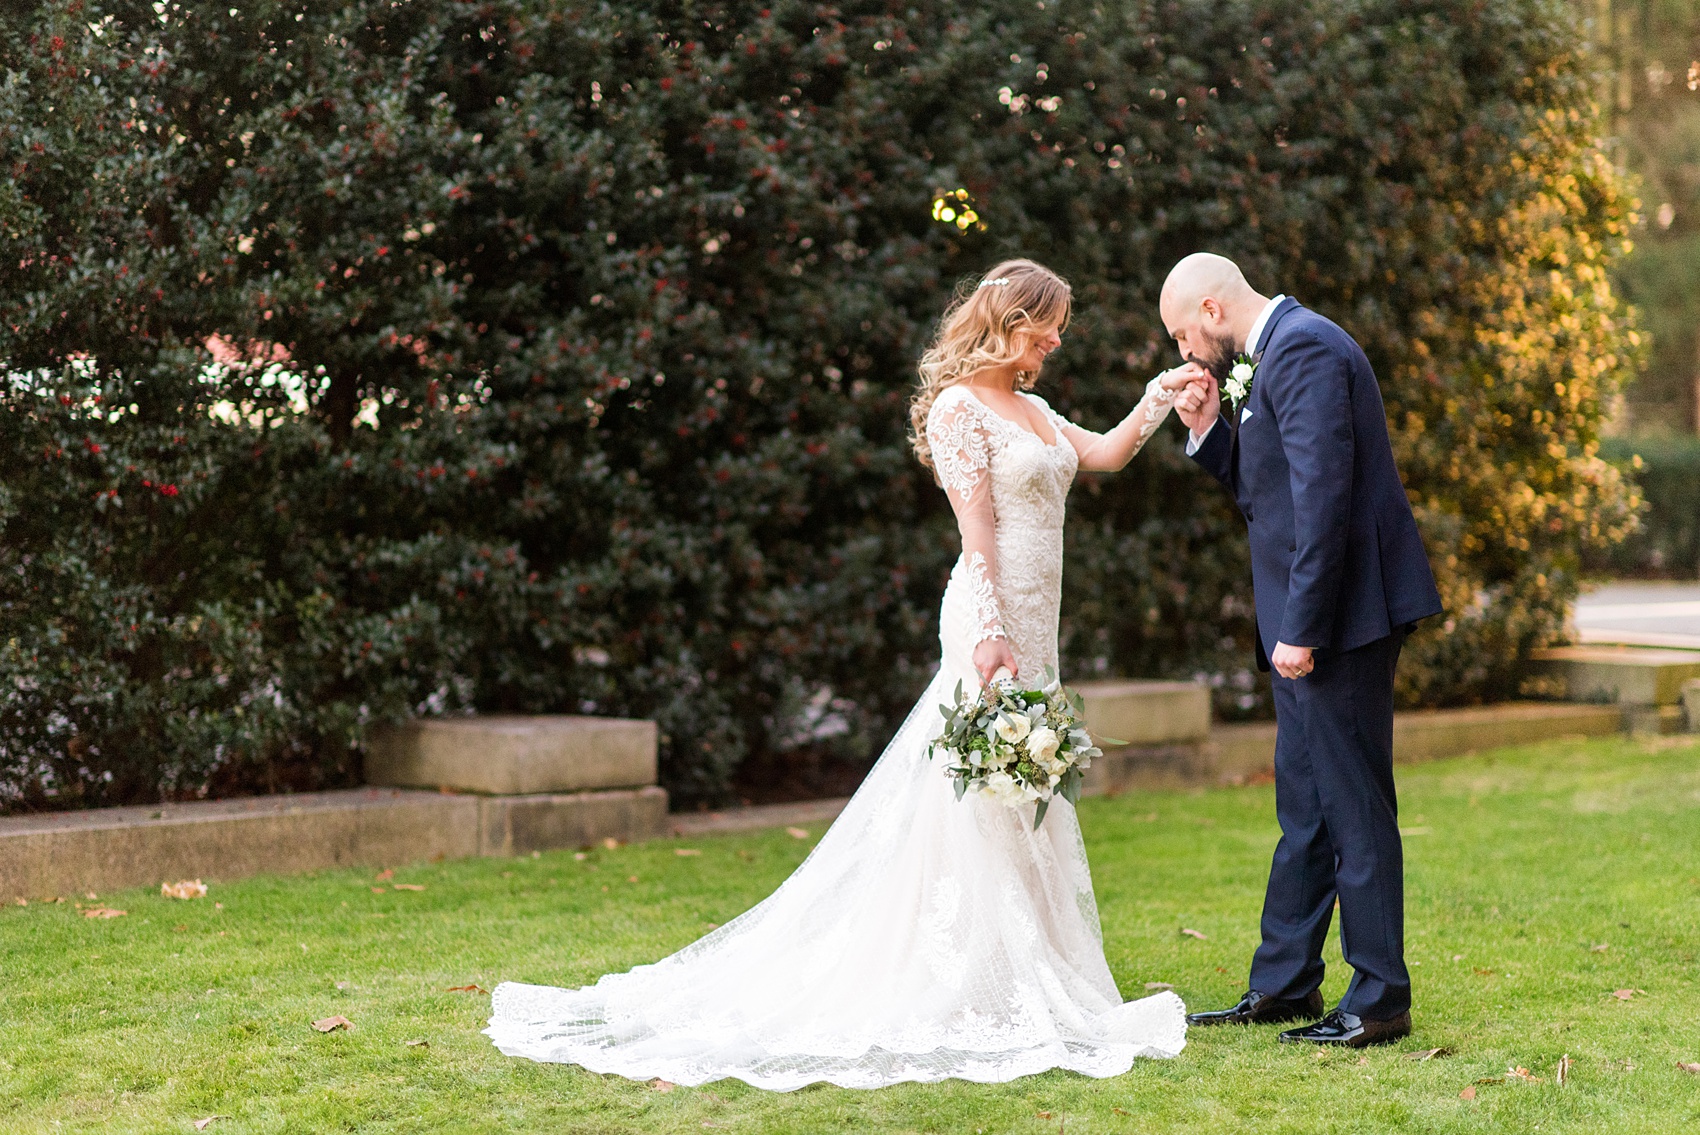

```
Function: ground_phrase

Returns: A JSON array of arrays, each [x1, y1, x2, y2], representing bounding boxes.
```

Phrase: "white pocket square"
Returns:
[[1240, 407, 1253, 423]]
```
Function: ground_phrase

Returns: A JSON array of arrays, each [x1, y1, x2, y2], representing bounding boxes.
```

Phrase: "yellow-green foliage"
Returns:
[[1390, 133, 1644, 702]]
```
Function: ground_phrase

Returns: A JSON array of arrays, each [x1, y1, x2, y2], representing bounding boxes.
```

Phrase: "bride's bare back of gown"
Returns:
[[484, 382, 1187, 1090]]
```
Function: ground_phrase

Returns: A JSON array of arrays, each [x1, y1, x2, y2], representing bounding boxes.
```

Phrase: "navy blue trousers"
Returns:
[[1248, 630, 1411, 1020]]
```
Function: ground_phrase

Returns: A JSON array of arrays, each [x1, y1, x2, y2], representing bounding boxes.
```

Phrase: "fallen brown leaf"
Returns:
[[1505, 1066, 1541, 1082], [371, 886, 386, 893], [1459, 1086, 1477, 1101], [311, 1015, 352, 1032], [391, 883, 425, 892], [1112, 1108, 1130, 1116], [447, 984, 488, 994], [602, 837, 620, 850], [785, 827, 810, 840], [161, 879, 207, 900], [374, 869, 394, 882], [82, 907, 126, 919], [193, 1118, 227, 1131], [1405, 1047, 1452, 1062], [1180, 927, 1207, 940], [674, 848, 703, 857], [1035, 1112, 1052, 1120], [1557, 1054, 1572, 1086], [650, 1079, 675, 1092], [1677, 1061, 1700, 1075], [1473, 968, 1494, 976], [405, 1039, 429, 1048], [1611, 988, 1644, 1001], [1590, 942, 1609, 953], [1143, 982, 1175, 992], [12, 897, 24, 907]]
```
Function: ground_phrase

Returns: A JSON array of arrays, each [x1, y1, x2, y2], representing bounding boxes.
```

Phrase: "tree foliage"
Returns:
[[0, 0, 1640, 810]]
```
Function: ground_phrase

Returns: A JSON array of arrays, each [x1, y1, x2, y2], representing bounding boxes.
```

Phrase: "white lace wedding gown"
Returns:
[[485, 379, 1187, 1090]]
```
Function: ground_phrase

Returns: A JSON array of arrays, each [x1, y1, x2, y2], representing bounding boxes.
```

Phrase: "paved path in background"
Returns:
[[1575, 581, 1700, 650]]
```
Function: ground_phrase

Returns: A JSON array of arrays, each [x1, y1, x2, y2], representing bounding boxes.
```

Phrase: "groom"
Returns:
[[1162, 254, 1443, 1047]]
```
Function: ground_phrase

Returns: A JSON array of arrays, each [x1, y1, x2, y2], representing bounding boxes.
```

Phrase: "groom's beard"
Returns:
[[1191, 330, 1238, 383]]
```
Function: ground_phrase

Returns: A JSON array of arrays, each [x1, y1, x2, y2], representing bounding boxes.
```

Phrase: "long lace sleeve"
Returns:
[[927, 392, 1006, 645], [1041, 374, 1179, 472]]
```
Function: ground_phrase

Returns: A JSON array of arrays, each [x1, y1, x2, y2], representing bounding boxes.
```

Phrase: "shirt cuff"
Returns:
[[1184, 419, 1218, 456]]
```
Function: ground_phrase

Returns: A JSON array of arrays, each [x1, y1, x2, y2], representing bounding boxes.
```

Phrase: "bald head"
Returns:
[[1159, 253, 1269, 378], [1161, 253, 1256, 312]]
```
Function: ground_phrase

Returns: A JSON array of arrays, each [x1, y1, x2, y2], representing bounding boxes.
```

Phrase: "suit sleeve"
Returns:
[[1188, 415, 1234, 488], [1267, 332, 1354, 649]]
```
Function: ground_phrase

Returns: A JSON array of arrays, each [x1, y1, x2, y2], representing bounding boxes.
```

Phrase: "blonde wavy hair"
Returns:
[[910, 258, 1073, 473]]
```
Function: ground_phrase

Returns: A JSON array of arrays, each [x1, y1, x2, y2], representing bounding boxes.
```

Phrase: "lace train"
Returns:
[[484, 673, 1186, 1091]]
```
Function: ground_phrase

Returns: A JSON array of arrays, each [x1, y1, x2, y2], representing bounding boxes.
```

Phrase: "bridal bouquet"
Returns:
[[928, 670, 1103, 829]]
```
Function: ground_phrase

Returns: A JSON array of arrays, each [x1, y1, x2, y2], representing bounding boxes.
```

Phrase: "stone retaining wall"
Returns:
[[0, 698, 1653, 901]]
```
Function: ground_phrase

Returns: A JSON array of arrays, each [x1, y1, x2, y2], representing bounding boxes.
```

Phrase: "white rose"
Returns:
[[1025, 725, 1060, 763], [994, 712, 1031, 744], [1230, 361, 1255, 385], [981, 771, 1018, 804]]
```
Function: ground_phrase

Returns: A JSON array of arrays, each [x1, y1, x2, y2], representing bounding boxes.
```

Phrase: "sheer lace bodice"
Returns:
[[928, 385, 1078, 676], [928, 377, 1176, 677], [485, 377, 1185, 1091]]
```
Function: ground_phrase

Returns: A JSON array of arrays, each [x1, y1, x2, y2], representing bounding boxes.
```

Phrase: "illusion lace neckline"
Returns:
[[951, 386, 1064, 449]]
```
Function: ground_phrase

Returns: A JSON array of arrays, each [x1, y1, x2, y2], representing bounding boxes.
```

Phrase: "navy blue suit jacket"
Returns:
[[1191, 298, 1443, 668]]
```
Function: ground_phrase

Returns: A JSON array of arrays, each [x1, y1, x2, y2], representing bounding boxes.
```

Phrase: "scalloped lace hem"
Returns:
[[484, 988, 1187, 1091]]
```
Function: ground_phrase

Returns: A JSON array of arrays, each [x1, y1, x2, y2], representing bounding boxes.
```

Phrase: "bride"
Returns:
[[485, 259, 1200, 1090]]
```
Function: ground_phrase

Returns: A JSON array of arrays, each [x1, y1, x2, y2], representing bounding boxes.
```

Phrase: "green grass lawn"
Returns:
[[4, 734, 1700, 1134]]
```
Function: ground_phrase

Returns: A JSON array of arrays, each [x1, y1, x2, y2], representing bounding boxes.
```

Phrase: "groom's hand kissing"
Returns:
[[1171, 365, 1219, 441]]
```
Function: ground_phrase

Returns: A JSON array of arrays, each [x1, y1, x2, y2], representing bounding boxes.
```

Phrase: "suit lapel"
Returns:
[[1231, 298, 1302, 485], [1253, 296, 1303, 357]]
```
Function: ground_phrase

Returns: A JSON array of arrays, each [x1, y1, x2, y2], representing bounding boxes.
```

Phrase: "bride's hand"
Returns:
[[973, 638, 1018, 686], [1157, 361, 1208, 394]]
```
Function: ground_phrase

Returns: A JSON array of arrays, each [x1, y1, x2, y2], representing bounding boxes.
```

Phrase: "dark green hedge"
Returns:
[[1592, 437, 1700, 579], [0, 0, 1639, 811]]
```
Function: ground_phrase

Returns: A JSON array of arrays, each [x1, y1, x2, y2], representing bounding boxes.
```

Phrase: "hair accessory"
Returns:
[[978, 277, 1010, 288]]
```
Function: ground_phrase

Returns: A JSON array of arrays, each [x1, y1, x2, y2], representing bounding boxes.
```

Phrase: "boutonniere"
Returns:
[[1224, 352, 1258, 410]]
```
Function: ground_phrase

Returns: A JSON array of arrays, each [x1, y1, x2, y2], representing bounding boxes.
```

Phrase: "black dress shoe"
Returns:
[[1186, 988, 1325, 1027], [1277, 1008, 1411, 1047]]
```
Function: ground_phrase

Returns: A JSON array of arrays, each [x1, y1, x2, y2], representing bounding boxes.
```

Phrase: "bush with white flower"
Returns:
[[928, 670, 1103, 828]]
